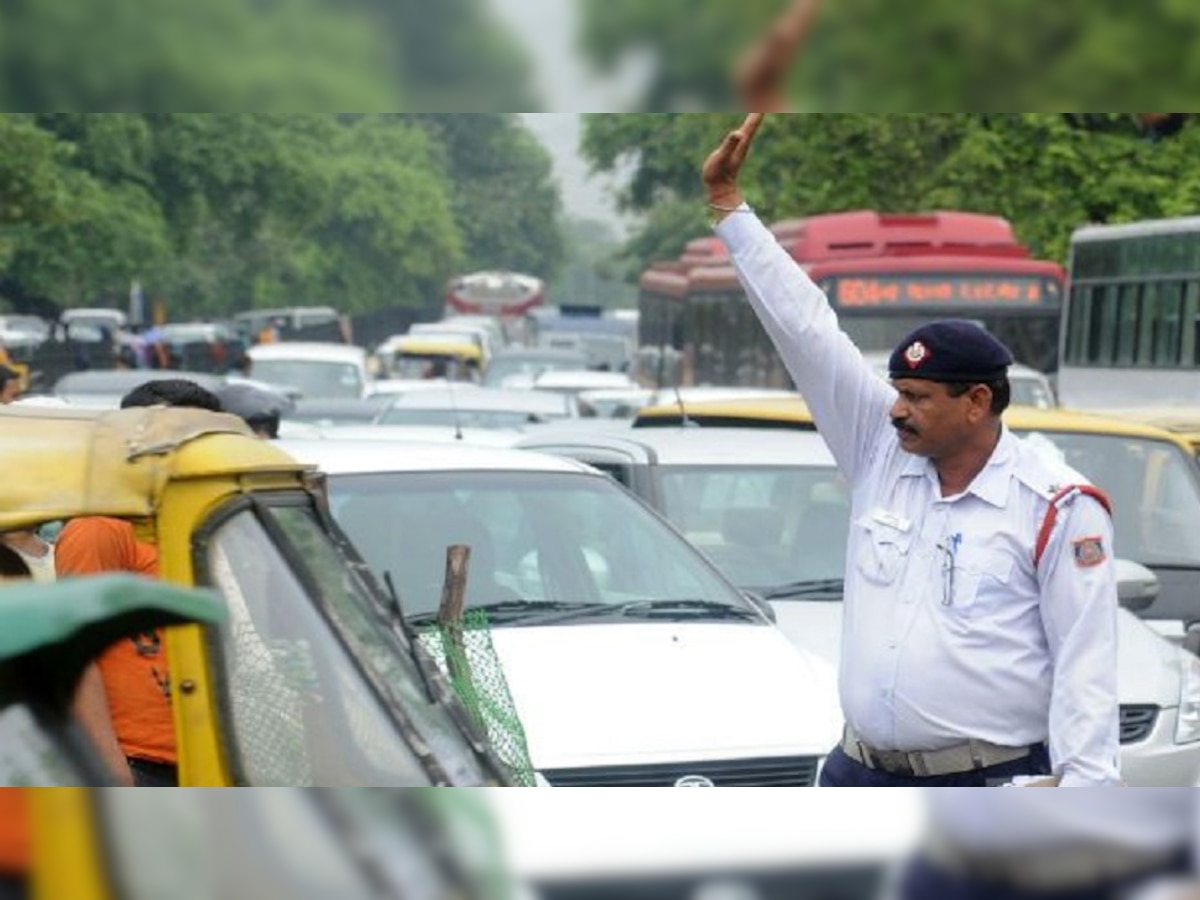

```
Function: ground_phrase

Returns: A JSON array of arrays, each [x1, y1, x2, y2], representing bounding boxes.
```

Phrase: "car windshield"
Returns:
[[251, 360, 362, 399], [203, 500, 492, 785], [326, 471, 749, 623], [1016, 430, 1200, 568], [482, 354, 587, 387], [1011, 377, 1055, 409], [656, 466, 850, 596]]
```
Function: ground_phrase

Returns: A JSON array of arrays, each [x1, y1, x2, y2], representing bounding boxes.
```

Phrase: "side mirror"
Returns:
[[743, 590, 777, 624], [1114, 558, 1159, 614]]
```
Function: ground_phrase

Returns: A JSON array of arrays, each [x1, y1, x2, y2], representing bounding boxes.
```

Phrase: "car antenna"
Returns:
[[447, 358, 464, 441], [672, 382, 697, 428]]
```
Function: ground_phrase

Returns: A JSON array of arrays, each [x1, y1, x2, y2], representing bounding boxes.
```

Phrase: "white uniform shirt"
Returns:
[[716, 209, 1120, 786]]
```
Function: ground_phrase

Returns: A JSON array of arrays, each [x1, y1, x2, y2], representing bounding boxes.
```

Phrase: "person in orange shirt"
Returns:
[[56, 379, 223, 788], [0, 789, 29, 900]]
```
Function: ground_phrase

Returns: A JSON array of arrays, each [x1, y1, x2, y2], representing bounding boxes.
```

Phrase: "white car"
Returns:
[[247, 342, 370, 400], [518, 426, 1200, 786], [374, 387, 579, 430], [279, 438, 842, 786]]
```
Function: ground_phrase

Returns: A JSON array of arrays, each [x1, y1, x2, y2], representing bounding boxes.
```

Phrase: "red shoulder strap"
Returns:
[[1034, 485, 1113, 569]]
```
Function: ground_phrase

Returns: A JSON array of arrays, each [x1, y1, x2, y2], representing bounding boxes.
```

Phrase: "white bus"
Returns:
[[1060, 217, 1200, 409]]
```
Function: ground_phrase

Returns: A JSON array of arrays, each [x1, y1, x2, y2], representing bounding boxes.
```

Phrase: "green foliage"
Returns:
[[579, 0, 1200, 111], [414, 115, 566, 279], [0, 113, 566, 321], [583, 113, 1200, 271]]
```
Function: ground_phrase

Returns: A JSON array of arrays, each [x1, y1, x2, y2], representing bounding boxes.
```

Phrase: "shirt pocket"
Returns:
[[854, 513, 915, 586], [946, 550, 1015, 617]]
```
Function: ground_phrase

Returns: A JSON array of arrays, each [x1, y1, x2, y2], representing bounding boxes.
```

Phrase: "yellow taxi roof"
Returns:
[[0, 406, 310, 529], [394, 338, 483, 361], [1092, 407, 1200, 442], [634, 395, 1192, 447]]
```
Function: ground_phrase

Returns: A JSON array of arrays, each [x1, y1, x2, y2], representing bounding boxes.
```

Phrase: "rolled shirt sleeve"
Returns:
[[1037, 495, 1122, 786]]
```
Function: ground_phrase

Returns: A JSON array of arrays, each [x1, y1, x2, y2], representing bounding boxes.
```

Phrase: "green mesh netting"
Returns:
[[419, 610, 536, 787]]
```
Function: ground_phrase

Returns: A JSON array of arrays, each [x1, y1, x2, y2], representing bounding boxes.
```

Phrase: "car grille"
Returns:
[[1120, 705, 1159, 744], [541, 756, 821, 787]]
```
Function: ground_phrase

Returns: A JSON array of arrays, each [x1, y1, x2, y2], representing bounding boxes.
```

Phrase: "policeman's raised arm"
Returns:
[[704, 118, 895, 482]]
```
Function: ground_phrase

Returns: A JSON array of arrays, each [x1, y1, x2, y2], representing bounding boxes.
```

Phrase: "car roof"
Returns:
[[54, 369, 227, 395], [492, 348, 588, 362], [385, 387, 571, 414], [634, 395, 1193, 448], [278, 438, 595, 476], [248, 342, 366, 363], [519, 426, 837, 467], [534, 371, 636, 390]]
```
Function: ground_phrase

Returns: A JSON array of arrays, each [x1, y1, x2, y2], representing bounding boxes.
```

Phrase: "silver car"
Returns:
[[519, 426, 1200, 786]]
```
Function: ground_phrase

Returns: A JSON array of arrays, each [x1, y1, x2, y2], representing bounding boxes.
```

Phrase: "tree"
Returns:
[[578, 0, 1200, 111], [413, 115, 566, 279], [583, 113, 1200, 271]]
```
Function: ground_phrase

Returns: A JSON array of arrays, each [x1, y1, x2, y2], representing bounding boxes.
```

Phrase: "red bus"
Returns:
[[638, 211, 1065, 388]]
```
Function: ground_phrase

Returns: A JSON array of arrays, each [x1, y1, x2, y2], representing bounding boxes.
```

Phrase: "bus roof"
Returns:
[[773, 210, 1025, 263], [1071, 216, 1200, 243]]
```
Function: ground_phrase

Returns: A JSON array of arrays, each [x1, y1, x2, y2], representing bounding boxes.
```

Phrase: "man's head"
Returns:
[[887, 321, 1014, 460], [0, 365, 21, 404], [216, 383, 291, 439], [120, 378, 223, 412]]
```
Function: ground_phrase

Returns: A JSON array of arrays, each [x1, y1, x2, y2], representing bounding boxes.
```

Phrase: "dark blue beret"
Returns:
[[888, 320, 1014, 383]]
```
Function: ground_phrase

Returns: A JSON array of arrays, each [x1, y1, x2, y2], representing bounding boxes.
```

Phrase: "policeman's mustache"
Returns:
[[893, 418, 918, 436]]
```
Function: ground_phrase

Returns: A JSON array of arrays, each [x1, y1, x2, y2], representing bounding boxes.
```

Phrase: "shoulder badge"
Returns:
[[1072, 536, 1107, 568]]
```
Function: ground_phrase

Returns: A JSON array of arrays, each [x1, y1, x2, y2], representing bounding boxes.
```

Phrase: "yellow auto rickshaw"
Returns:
[[382, 337, 484, 383], [0, 405, 509, 787]]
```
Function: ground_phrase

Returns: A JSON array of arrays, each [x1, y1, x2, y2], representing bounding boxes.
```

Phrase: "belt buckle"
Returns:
[[871, 748, 915, 777]]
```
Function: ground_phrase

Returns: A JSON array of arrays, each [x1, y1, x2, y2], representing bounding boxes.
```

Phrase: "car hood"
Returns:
[[770, 601, 1181, 708], [1117, 609, 1182, 706], [490, 622, 841, 770]]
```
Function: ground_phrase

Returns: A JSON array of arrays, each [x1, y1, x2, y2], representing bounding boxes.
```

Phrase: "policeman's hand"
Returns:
[[702, 113, 766, 213], [735, 0, 818, 111]]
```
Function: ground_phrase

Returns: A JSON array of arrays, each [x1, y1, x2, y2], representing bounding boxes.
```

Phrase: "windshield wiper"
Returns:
[[408, 600, 619, 627], [616, 599, 760, 621], [762, 579, 846, 601]]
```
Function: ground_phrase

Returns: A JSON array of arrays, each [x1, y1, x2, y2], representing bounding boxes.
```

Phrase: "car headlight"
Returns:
[[1176, 653, 1200, 744]]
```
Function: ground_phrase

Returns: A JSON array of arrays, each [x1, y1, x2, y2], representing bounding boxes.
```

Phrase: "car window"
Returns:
[[327, 471, 747, 618], [251, 360, 362, 399], [658, 466, 851, 591]]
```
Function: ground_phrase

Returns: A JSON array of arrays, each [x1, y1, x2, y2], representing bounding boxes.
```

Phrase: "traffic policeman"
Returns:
[[704, 115, 1120, 786]]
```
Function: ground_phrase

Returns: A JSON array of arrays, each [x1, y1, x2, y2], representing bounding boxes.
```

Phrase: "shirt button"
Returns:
[[888, 640, 898, 650]]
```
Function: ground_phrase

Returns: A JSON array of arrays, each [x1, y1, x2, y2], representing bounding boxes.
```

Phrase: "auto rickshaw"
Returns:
[[0, 405, 509, 787], [380, 337, 484, 383], [27, 789, 519, 900]]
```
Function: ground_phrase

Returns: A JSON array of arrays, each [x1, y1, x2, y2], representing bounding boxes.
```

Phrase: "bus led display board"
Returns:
[[834, 276, 1053, 308]]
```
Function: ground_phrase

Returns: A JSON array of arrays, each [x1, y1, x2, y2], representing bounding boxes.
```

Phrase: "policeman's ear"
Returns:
[[964, 383, 995, 422]]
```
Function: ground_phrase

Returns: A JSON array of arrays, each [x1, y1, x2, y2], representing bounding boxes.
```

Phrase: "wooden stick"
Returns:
[[437, 545, 472, 686]]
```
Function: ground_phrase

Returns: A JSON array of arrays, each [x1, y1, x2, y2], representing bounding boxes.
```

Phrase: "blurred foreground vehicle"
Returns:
[[29, 789, 518, 900], [0, 405, 507, 786], [282, 438, 841, 786], [0, 576, 225, 787], [483, 348, 589, 389], [541, 411, 1200, 786], [492, 793, 923, 900]]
